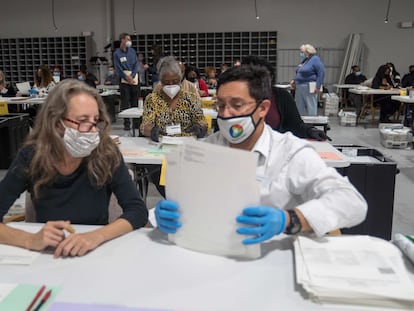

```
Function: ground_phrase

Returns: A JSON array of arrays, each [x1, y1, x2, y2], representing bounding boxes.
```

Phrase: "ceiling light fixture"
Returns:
[[254, 0, 260, 19], [384, 0, 391, 23], [132, 0, 137, 35], [51, 0, 58, 31]]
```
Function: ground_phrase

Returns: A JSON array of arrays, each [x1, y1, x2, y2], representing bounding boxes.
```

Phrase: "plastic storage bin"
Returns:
[[379, 123, 410, 149], [334, 145, 397, 240], [0, 113, 30, 169]]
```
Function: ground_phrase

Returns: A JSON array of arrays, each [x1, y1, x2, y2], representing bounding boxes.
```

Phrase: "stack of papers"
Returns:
[[393, 234, 414, 264], [294, 235, 414, 309], [0, 244, 40, 265]]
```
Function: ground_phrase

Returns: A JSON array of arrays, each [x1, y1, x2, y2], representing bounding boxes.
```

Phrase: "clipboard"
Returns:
[[121, 70, 138, 85]]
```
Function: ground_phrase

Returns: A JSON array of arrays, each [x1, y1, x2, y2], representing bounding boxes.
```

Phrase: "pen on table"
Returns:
[[33, 289, 52, 311], [25, 285, 45, 311], [65, 224, 75, 234], [405, 235, 414, 244]]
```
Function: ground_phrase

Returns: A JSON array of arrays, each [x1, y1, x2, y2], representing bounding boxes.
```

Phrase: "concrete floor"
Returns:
[[2, 114, 413, 238]]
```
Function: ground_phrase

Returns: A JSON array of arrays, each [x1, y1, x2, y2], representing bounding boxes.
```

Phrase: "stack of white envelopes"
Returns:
[[294, 235, 414, 309]]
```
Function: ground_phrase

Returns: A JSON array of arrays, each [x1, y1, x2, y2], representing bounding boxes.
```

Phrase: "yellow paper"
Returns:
[[0, 101, 9, 115], [159, 157, 166, 186]]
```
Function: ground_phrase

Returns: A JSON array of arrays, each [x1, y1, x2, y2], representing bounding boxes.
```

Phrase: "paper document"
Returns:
[[166, 140, 261, 259], [0, 283, 61, 310], [308, 82, 322, 93], [16, 81, 31, 94], [294, 235, 414, 309], [0, 244, 40, 265], [121, 70, 138, 85]]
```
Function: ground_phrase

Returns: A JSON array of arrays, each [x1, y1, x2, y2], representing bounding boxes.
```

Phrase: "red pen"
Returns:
[[25, 285, 45, 311], [33, 289, 52, 311]]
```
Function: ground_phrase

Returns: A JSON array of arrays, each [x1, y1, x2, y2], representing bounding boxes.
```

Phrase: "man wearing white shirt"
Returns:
[[155, 65, 367, 243]]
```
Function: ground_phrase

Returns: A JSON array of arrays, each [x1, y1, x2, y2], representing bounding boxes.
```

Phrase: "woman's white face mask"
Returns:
[[217, 105, 261, 144], [61, 121, 100, 158], [163, 85, 181, 99]]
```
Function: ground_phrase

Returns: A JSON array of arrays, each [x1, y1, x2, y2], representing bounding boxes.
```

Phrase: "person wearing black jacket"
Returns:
[[242, 55, 330, 140], [402, 65, 414, 88], [344, 66, 367, 114]]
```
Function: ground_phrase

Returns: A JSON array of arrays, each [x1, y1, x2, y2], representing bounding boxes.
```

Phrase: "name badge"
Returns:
[[166, 124, 181, 135], [120, 57, 127, 63]]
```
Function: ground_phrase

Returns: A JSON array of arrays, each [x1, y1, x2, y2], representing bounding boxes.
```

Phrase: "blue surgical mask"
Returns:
[[78, 76, 84, 81], [108, 70, 114, 76], [355, 71, 362, 76], [300, 52, 306, 60]]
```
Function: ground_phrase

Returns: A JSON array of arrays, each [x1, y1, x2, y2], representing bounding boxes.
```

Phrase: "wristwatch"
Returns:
[[285, 210, 302, 235]]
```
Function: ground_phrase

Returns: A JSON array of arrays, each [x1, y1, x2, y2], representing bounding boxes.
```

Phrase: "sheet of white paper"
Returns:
[[16, 81, 31, 93], [166, 140, 261, 259], [0, 283, 17, 302], [0, 244, 40, 265]]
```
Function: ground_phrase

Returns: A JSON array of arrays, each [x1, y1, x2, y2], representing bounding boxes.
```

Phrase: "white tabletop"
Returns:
[[3, 223, 404, 311], [1, 97, 46, 104], [96, 84, 119, 90], [274, 84, 292, 89], [391, 95, 414, 103], [332, 84, 361, 89], [349, 88, 400, 95], [118, 136, 165, 164], [309, 140, 350, 168], [117, 107, 144, 119], [117, 107, 217, 120]]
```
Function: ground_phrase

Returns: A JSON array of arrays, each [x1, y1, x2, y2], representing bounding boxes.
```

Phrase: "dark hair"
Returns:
[[375, 64, 390, 78], [242, 55, 275, 83], [351, 65, 360, 71], [217, 65, 272, 103], [185, 65, 200, 79], [119, 32, 130, 41]]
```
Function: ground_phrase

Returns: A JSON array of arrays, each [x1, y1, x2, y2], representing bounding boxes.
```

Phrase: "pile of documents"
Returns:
[[393, 234, 414, 264], [294, 235, 414, 309]]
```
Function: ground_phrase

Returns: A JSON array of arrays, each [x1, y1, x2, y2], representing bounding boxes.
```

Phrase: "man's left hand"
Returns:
[[236, 206, 286, 245]]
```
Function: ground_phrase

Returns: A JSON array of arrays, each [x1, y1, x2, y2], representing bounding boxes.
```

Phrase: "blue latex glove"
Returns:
[[236, 206, 287, 245], [155, 200, 182, 234]]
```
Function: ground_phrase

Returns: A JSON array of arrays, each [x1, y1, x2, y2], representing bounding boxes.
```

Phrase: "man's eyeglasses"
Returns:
[[214, 100, 258, 113], [63, 118, 107, 133]]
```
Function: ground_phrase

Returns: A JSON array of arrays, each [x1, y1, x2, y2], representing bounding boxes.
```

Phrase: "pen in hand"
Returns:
[[25, 285, 45, 311], [33, 289, 52, 311]]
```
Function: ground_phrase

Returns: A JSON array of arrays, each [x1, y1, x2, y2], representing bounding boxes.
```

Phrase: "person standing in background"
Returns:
[[290, 44, 325, 116], [137, 52, 149, 86], [113, 33, 139, 131]]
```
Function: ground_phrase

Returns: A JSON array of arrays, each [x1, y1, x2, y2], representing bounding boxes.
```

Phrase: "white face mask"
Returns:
[[61, 122, 100, 158], [217, 106, 261, 144], [125, 41, 132, 48], [162, 85, 181, 99]]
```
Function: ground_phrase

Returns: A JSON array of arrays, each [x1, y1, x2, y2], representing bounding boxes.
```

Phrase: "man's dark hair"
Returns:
[[119, 32, 130, 41], [242, 55, 275, 83], [217, 65, 272, 103]]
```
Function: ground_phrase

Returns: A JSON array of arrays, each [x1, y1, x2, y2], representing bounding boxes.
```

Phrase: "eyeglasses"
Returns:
[[63, 118, 107, 133], [214, 99, 258, 113]]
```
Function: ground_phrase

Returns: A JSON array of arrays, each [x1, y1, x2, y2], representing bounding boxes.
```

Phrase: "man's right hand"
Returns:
[[155, 200, 182, 234]]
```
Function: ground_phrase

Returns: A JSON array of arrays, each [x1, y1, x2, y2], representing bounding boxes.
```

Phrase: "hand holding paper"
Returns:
[[236, 206, 286, 245], [155, 200, 182, 234]]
